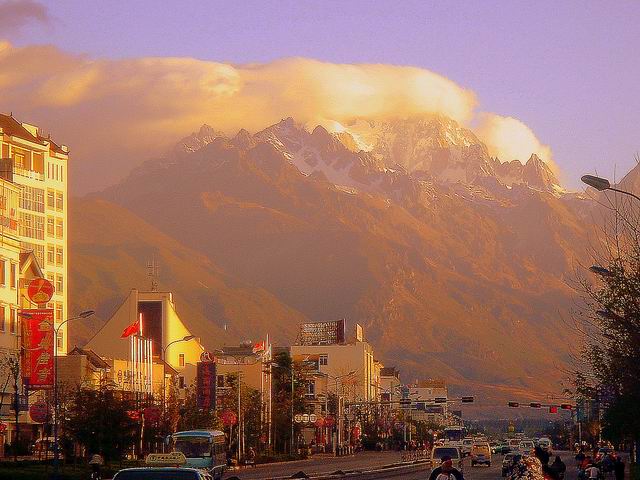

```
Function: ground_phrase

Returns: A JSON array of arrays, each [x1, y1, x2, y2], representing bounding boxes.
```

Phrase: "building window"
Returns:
[[47, 217, 55, 236], [305, 381, 316, 397], [47, 245, 55, 265], [20, 186, 45, 213], [0, 259, 5, 286], [55, 275, 63, 293], [56, 330, 63, 351], [55, 303, 63, 322], [178, 353, 185, 367], [19, 212, 44, 240], [319, 354, 328, 366], [9, 307, 16, 334], [47, 190, 55, 208], [46, 273, 54, 284], [55, 192, 63, 211], [56, 247, 63, 266], [13, 152, 25, 170], [179, 376, 185, 389], [0, 305, 5, 331], [10, 264, 16, 289], [55, 218, 63, 238]]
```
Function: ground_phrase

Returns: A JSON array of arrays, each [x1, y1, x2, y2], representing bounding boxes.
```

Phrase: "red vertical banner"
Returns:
[[21, 309, 54, 389]]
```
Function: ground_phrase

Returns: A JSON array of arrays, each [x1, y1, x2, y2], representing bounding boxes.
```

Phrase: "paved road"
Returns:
[[369, 451, 585, 480], [225, 450, 584, 480]]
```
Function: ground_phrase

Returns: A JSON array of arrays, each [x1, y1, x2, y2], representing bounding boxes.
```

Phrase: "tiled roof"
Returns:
[[0, 113, 68, 155], [0, 113, 42, 145]]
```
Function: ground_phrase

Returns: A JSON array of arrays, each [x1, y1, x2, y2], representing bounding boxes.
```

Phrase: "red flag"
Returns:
[[252, 341, 265, 353], [121, 318, 140, 338]]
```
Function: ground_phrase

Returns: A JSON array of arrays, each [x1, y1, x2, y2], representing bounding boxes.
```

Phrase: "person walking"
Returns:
[[614, 456, 625, 480], [552, 455, 567, 480]]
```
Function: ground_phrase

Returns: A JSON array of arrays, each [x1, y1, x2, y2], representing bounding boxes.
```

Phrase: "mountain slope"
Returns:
[[82, 123, 593, 397], [69, 197, 308, 348]]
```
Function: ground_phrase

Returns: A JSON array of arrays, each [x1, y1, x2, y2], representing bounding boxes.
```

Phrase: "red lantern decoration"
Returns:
[[221, 410, 238, 427]]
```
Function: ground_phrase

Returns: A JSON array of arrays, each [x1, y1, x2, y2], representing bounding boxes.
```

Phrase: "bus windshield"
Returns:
[[174, 437, 211, 458]]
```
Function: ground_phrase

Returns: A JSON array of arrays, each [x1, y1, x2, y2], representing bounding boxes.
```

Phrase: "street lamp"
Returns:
[[51, 310, 95, 479], [325, 371, 355, 453], [589, 265, 614, 277], [161, 335, 196, 415], [581, 174, 640, 202]]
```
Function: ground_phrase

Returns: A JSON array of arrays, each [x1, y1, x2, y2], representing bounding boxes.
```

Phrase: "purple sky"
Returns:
[[9, 0, 640, 187]]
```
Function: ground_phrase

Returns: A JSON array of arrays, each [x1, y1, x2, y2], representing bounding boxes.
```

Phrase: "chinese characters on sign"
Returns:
[[298, 319, 346, 345], [196, 361, 216, 410], [21, 309, 54, 389]]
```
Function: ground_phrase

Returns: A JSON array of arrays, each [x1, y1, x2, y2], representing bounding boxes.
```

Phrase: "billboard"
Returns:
[[21, 309, 54, 389], [298, 319, 346, 345], [196, 361, 216, 410]]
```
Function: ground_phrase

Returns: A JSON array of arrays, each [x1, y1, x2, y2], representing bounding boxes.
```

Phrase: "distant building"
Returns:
[[290, 321, 379, 404], [0, 113, 69, 352], [379, 367, 401, 402], [408, 379, 448, 425], [86, 289, 204, 396]]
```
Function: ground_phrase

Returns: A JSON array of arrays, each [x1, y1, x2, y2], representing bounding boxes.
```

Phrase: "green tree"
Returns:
[[177, 384, 220, 431], [66, 387, 138, 461]]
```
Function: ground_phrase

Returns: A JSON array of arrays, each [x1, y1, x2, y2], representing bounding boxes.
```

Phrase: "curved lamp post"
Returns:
[[161, 335, 196, 414], [51, 309, 95, 479], [581, 174, 640, 202]]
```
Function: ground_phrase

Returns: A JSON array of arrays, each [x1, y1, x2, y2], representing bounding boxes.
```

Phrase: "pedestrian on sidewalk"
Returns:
[[614, 456, 625, 480]]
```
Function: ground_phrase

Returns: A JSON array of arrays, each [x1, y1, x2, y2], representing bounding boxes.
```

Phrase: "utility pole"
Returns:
[[9, 356, 19, 463]]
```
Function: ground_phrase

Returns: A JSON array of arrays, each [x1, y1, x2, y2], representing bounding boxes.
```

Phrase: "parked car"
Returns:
[[519, 440, 535, 453], [471, 443, 492, 467]]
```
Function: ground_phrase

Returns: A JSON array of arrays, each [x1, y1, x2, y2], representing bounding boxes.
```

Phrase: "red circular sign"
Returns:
[[29, 402, 50, 423], [314, 417, 325, 428], [27, 278, 55, 305], [0, 423, 7, 433], [324, 416, 335, 427], [221, 410, 237, 427], [144, 406, 161, 423]]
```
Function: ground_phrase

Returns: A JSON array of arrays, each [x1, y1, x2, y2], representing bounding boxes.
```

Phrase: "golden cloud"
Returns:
[[0, 41, 553, 192]]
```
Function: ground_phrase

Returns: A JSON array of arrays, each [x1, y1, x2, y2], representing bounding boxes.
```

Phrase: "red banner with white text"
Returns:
[[21, 309, 54, 389]]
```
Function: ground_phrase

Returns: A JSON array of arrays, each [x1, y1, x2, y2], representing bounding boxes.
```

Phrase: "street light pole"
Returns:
[[52, 310, 94, 480], [581, 174, 640, 202], [160, 335, 196, 416]]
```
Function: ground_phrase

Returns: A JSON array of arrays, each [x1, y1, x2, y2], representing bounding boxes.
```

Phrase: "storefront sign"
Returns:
[[27, 278, 55, 305], [21, 309, 54, 389], [29, 401, 50, 423], [196, 361, 216, 410]]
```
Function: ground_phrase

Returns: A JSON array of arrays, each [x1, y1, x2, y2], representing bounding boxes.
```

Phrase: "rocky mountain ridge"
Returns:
[[70, 114, 595, 403]]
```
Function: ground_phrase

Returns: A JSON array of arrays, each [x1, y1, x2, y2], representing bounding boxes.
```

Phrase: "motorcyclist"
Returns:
[[429, 456, 464, 480]]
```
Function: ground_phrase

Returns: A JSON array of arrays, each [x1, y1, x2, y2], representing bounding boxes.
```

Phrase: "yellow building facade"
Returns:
[[0, 114, 69, 353], [86, 289, 205, 394]]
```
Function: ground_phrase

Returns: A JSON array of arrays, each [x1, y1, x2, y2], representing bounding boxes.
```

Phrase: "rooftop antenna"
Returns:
[[147, 257, 159, 292]]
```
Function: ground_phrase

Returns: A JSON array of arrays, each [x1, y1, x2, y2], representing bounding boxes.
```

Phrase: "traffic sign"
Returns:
[[29, 401, 50, 423], [294, 414, 303, 423], [27, 278, 55, 305], [309, 413, 317, 423], [302, 414, 309, 423]]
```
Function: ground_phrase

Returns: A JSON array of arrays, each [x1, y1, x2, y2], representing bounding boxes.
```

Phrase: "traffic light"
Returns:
[[549, 406, 558, 414], [461, 396, 474, 403], [508, 402, 519, 408], [529, 402, 542, 408], [560, 404, 573, 410]]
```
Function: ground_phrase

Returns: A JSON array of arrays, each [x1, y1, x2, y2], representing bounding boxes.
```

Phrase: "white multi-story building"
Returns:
[[0, 113, 69, 353]]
